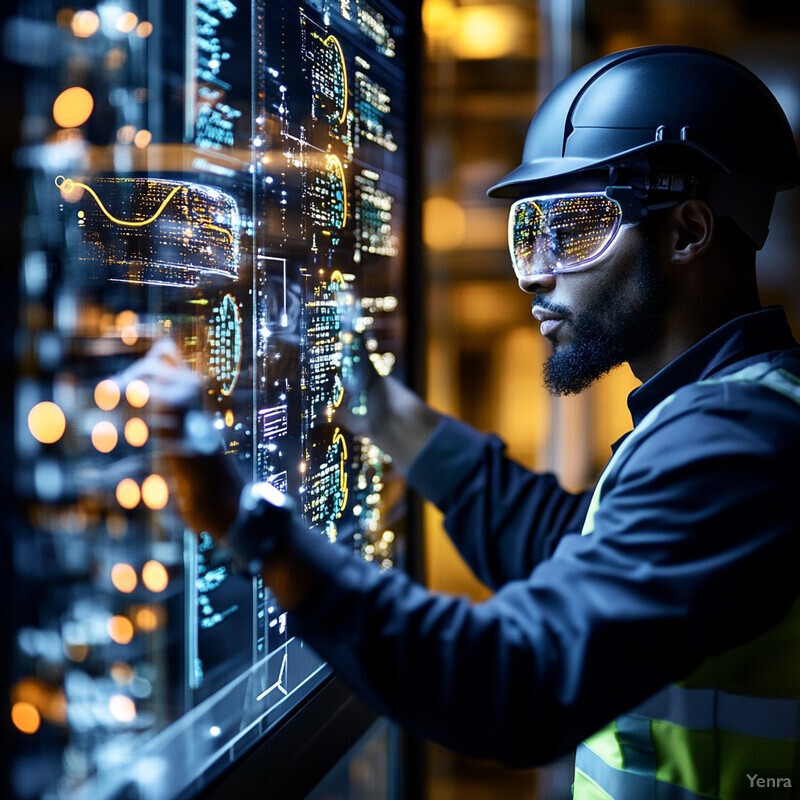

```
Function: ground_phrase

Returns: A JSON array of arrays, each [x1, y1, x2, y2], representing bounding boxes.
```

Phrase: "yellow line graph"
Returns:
[[56, 175, 180, 228], [333, 426, 349, 514], [326, 154, 348, 227], [55, 175, 234, 242], [323, 34, 349, 124]]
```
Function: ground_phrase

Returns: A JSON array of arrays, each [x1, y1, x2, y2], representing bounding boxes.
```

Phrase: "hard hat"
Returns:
[[488, 45, 800, 247]]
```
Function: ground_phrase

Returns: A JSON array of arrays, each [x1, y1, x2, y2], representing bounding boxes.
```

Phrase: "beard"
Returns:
[[540, 239, 669, 395]]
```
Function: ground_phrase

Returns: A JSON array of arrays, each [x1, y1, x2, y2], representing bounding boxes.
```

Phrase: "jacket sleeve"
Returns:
[[289, 381, 800, 768], [404, 416, 593, 588]]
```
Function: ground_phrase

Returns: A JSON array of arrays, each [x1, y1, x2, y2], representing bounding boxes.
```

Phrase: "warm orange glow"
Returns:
[[11, 702, 41, 735], [121, 325, 138, 346], [109, 694, 136, 723], [64, 642, 89, 662], [134, 129, 152, 149], [141, 474, 169, 510], [116, 478, 141, 510], [91, 421, 118, 453], [116, 309, 138, 328], [142, 560, 169, 593], [12, 678, 67, 725], [111, 562, 138, 593], [110, 662, 134, 684], [126, 380, 150, 408], [136, 21, 153, 37], [94, 379, 121, 411], [117, 125, 136, 145], [456, 6, 517, 59], [134, 605, 162, 631], [424, 196, 466, 251], [105, 48, 126, 71], [124, 417, 149, 447], [53, 87, 94, 128], [59, 181, 84, 202], [115, 12, 139, 33], [225, 409, 234, 427], [108, 615, 134, 645], [28, 401, 66, 444], [56, 8, 75, 28], [71, 10, 100, 38]]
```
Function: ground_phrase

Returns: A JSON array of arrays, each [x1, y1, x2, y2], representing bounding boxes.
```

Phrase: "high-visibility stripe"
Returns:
[[581, 394, 675, 536], [576, 742, 711, 799], [636, 685, 800, 740]]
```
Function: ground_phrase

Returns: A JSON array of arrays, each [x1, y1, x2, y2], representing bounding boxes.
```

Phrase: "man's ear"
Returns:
[[666, 199, 715, 265]]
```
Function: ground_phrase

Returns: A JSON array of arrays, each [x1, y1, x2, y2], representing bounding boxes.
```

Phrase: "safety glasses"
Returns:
[[508, 192, 628, 278]]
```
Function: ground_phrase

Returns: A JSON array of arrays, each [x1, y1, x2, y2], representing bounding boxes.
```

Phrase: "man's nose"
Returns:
[[518, 272, 556, 295]]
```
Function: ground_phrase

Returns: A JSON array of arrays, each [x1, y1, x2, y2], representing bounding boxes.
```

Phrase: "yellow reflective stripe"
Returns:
[[573, 766, 615, 800], [581, 395, 676, 536], [583, 361, 800, 538], [583, 721, 626, 770]]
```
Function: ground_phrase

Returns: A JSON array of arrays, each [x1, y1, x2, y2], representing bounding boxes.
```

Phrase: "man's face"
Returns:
[[519, 222, 670, 395]]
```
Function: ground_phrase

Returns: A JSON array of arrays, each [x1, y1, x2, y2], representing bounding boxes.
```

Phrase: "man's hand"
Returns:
[[332, 288, 442, 473], [117, 338, 313, 609], [116, 338, 241, 540], [337, 370, 443, 475]]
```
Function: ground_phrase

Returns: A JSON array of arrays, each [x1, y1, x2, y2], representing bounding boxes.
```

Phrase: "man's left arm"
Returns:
[[271, 380, 800, 767]]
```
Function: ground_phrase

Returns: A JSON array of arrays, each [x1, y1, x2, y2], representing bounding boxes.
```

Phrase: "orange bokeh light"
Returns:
[[116, 309, 138, 328], [124, 417, 149, 447], [116, 478, 141, 510], [111, 562, 138, 593], [109, 694, 136, 723], [11, 702, 41, 735], [133, 129, 152, 149], [94, 379, 121, 411], [28, 401, 66, 444], [134, 605, 162, 631], [142, 560, 169, 593], [108, 615, 134, 645], [110, 662, 134, 684], [141, 474, 169, 510], [126, 380, 150, 408], [91, 421, 118, 453], [53, 87, 94, 128], [71, 10, 100, 38], [115, 12, 139, 33]]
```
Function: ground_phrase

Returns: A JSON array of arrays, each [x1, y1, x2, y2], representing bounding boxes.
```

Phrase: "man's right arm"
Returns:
[[339, 372, 442, 474], [350, 373, 591, 588]]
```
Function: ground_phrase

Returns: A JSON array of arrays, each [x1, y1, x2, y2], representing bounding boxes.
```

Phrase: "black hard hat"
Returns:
[[488, 45, 800, 246]]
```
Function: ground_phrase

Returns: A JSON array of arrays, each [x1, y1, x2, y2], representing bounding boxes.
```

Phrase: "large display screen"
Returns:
[[9, 1, 411, 797]]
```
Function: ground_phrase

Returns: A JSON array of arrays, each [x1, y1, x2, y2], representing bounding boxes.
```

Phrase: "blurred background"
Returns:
[[417, 0, 800, 796]]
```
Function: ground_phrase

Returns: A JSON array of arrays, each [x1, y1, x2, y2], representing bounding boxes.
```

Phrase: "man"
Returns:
[[148, 45, 800, 798]]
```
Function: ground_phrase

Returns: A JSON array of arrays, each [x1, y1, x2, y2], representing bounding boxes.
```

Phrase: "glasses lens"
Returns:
[[509, 194, 622, 277]]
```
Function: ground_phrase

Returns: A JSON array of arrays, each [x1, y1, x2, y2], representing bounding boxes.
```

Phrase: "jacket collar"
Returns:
[[626, 306, 798, 429]]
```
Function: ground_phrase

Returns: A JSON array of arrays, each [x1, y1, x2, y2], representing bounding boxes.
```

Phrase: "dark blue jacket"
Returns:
[[293, 307, 800, 767]]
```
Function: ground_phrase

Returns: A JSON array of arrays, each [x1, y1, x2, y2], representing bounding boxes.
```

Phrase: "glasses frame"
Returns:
[[507, 187, 678, 279]]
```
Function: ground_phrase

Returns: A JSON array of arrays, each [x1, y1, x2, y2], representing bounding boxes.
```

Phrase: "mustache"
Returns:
[[532, 295, 571, 318]]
